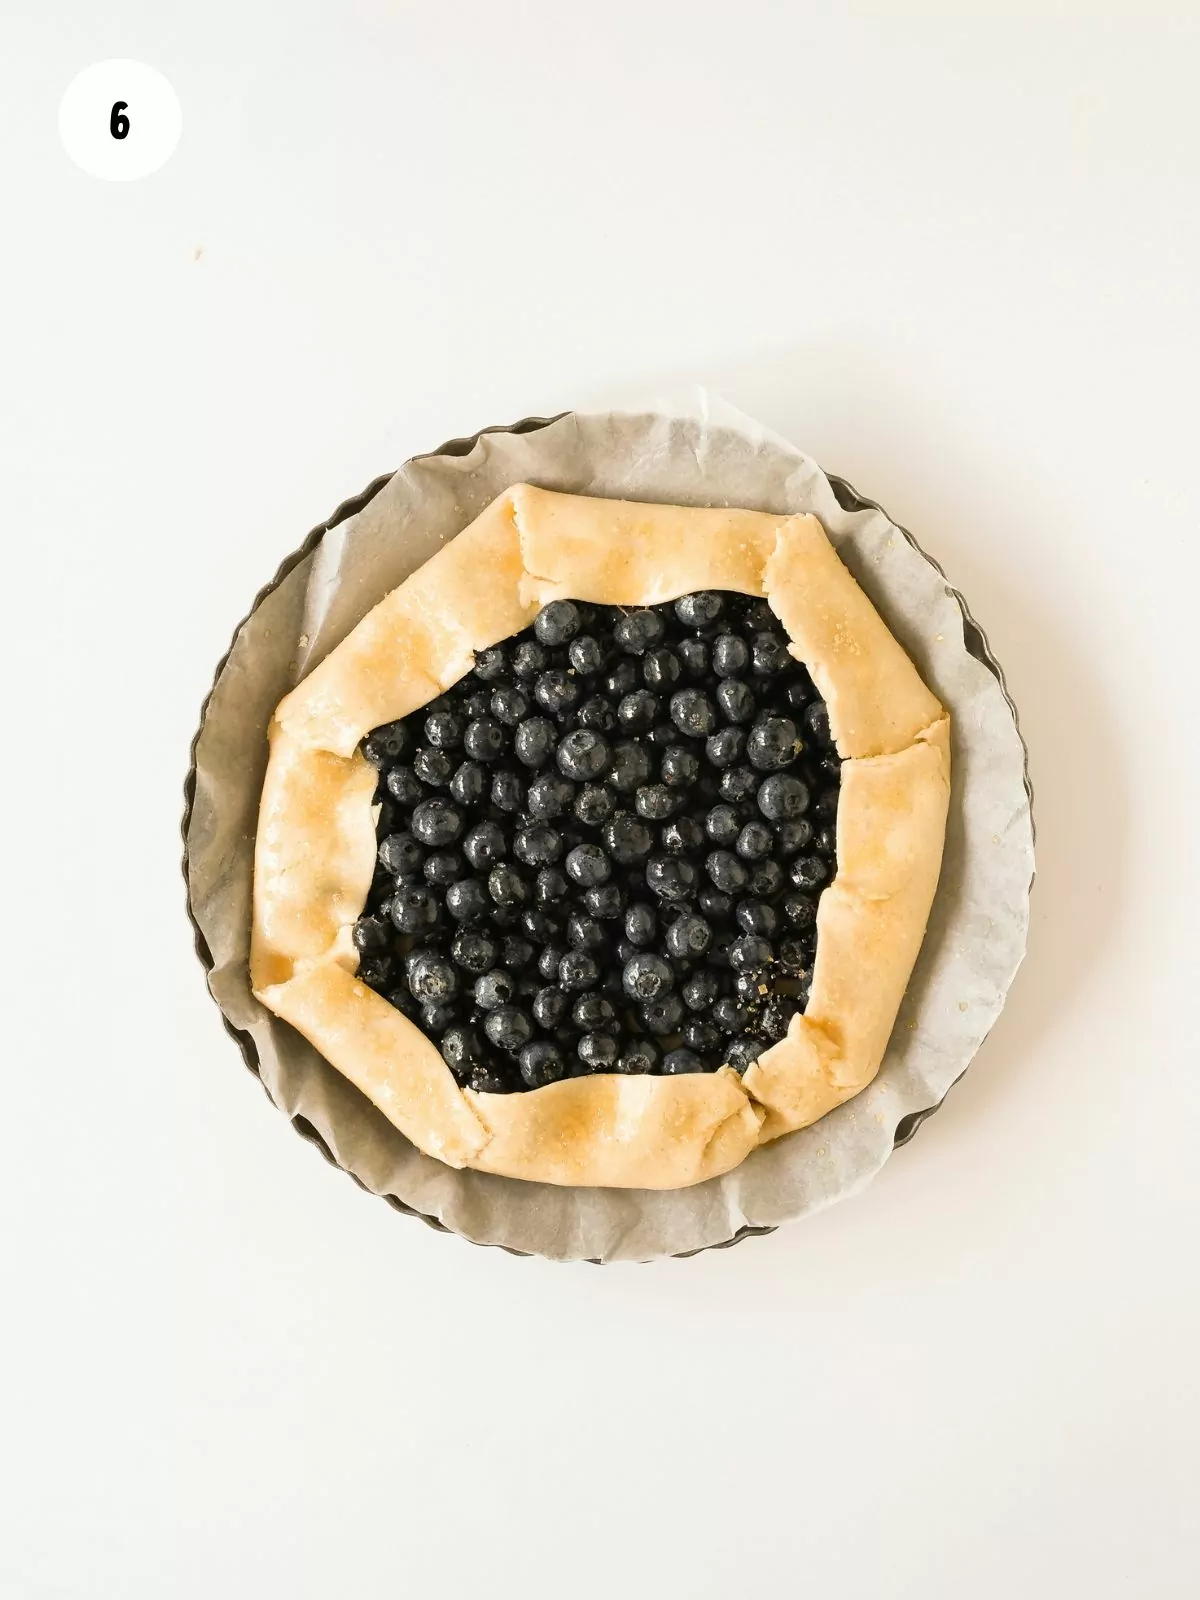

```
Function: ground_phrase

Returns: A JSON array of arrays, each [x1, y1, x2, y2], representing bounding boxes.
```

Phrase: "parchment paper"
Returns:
[[186, 397, 1034, 1262]]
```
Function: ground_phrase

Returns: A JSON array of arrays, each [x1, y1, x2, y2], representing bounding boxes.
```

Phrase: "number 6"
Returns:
[[110, 101, 129, 140]]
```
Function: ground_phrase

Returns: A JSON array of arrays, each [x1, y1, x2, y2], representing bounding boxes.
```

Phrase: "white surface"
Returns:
[[3, 3, 1198, 1595]]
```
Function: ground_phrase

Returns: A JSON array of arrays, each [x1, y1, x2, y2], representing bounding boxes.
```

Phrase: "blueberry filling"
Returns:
[[356, 592, 840, 1094]]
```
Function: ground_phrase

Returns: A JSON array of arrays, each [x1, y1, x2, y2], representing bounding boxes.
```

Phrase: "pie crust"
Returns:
[[251, 486, 950, 1188]]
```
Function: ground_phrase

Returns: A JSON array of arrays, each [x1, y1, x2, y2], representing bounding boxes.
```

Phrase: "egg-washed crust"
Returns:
[[251, 486, 950, 1188]]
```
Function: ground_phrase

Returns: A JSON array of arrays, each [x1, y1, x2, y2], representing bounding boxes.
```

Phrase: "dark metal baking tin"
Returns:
[[182, 413, 1033, 1262]]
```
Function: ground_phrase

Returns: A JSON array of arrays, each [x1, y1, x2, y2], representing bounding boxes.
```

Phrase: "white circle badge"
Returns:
[[59, 60, 182, 181]]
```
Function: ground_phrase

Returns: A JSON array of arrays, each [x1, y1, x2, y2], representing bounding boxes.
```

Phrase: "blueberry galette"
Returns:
[[251, 487, 950, 1188]]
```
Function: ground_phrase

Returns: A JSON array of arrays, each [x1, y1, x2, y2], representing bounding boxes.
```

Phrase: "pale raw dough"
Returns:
[[250, 486, 950, 1188]]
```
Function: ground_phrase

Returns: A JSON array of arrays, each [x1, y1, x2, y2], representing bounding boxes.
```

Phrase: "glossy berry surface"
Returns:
[[353, 590, 841, 1091]]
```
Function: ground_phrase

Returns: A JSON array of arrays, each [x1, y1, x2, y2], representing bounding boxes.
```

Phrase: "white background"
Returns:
[[4, 3, 1199, 1596]]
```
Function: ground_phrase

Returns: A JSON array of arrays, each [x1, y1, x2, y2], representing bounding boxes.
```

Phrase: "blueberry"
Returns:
[[706, 727, 746, 767], [574, 783, 616, 826], [566, 843, 611, 887], [605, 659, 639, 697], [678, 638, 710, 678], [490, 770, 524, 811], [473, 645, 508, 682], [716, 679, 756, 725], [785, 676, 814, 711], [569, 634, 604, 675], [441, 1024, 485, 1084], [661, 815, 703, 854], [488, 685, 528, 727], [475, 969, 515, 1010], [719, 766, 759, 803], [450, 761, 487, 806], [528, 772, 575, 818], [706, 850, 748, 893], [464, 717, 506, 762], [444, 878, 488, 922], [814, 824, 837, 857], [468, 1063, 513, 1094], [484, 1005, 533, 1053], [746, 716, 799, 772], [378, 831, 423, 878], [584, 883, 624, 919], [559, 950, 600, 992], [618, 690, 658, 733], [513, 717, 555, 768], [522, 907, 560, 943], [557, 728, 611, 781], [736, 821, 773, 861], [534, 670, 581, 717], [712, 634, 749, 678], [666, 912, 712, 959], [566, 912, 607, 954], [730, 935, 773, 973], [463, 820, 506, 868], [388, 883, 438, 933], [682, 970, 719, 1011], [741, 599, 775, 630], [751, 631, 792, 676], [670, 688, 718, 738], [385, 766, 423, 806], [577, 694, 617, 732], [643, 648, 682, 691], [735, 900, 779, 938], [488, 864, 528, 905], [645, 856, 697, 901], [635, 784, 678, 821], [698, 885, 733, 921], [616, 1039, 659, 1074], [603, 811, 653, 864], [641, 994, 685, 1035], [406, 950, 458, 1003], [578, 1032, 618, 1070], [778, 937, 811, 973], [726, 1035, 766, 1072], [512, 640, 548, 680], [534, 600, 581, 646], [614, 609, 664, 655], [757, 995, 799, 1043], [675, 591, 723, 628], [425, 708, 464, 748], [625, 903, 657, 947], [536, 866, 570, 904], [747, 858, 784, 898], [782, 892, 818, 929], [355, 955, 393, 991], [515, 1040, 563, 1088], [712, 997, 750, 1034], [813, 787, 840, 821], [609, 741, 652, 793], [514, 824, 563, 866], [790, 855, 829, 891], [659, 745, 700, 788], [353, 914, 391, 952], [424, 850, 464, 886], [501, 935, 537, 971], [451, 928, 499, 974], [704, 806, 740, 847], [657, 1045, 701, 1077], [758, 774, 810, 821], [538, 940, 568, 981], [532, 986, 569, 1028], [414, 747, 454, 787], [622, 951, 673, 1000], [803, 699, 833, 746], [573, 993, 617, 1032], [682, 1018, 722, 1054]]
